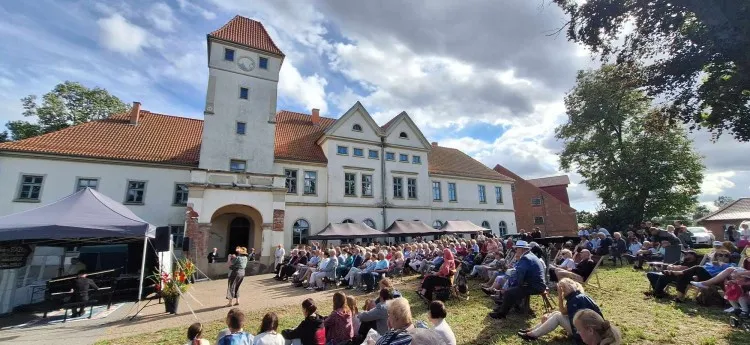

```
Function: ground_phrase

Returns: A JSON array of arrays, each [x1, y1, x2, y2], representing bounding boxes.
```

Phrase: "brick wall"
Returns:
[[273, 209, 284, 232], [184, 205, 208, 259], [494, 164, 578, 236], [539, 185, 571, 206]]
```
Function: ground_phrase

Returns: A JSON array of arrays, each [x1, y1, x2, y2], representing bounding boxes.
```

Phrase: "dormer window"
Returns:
[[352, 124, 363, 132], [224, 48, 235, 61], [399, 132, 408, 139]]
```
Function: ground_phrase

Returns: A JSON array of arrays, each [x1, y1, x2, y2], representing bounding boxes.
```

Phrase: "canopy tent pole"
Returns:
[[137, 236, 148, 301]]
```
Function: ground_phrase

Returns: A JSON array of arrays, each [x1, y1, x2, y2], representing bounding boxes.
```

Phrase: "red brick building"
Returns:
[[494, 164, 578, 237], [698, 197, 750, 241]]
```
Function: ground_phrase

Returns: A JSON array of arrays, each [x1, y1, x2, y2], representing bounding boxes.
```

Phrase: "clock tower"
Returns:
[[199, 16, 284, 174]]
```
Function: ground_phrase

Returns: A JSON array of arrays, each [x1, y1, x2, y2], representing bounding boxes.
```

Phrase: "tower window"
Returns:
[[224, 48, 235, 61], [236, 122, 246, 135], [399, 132, 408, 139], [239, 87, 249, 99], [229, 159, 246, 172], [259, 56, 268, 69]]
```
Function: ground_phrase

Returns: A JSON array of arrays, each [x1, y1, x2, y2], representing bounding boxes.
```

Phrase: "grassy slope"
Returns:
[[97, 263, 746, 345]]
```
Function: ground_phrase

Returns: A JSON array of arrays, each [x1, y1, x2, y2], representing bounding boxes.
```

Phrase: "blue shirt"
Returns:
[[704, 262, 735, 276], [309, 256, 320, 266], [513, 252, 546, 292], [565, 291, 602, 340], [472, 244, 480, 253], [364, 260, 377, 273], [374, 259, 390, 271]]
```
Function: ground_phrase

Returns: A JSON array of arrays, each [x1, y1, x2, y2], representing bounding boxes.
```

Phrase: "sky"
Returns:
[[0, 0, 748, 213]]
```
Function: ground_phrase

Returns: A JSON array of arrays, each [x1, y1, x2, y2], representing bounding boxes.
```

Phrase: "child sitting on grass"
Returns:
[[217, 308, 254, 345]]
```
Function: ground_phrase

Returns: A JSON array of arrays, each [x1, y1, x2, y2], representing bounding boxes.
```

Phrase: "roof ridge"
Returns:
[[140, 110, 204, 122], [278, 110, 338, 121], [528, 174, 568, 180], [699, 198, 745, 221]]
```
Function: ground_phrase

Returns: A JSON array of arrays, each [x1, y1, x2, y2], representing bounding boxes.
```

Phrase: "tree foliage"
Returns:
[[556, 64, 704, 231], [692, 204, 711, 220], [553, 0, 750, 141], [5, 81, 128, 141], [576, 210, 596, 225], [714, 195, 735, 208]]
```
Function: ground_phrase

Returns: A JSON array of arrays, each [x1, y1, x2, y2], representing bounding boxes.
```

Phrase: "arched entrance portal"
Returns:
[[227, 217, 252, 254]]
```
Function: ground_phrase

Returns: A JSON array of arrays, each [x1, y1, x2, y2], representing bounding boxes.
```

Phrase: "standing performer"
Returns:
[[70, 271, 99, 317], [274, 244, 286, 274], [226, 246, 248, 307]]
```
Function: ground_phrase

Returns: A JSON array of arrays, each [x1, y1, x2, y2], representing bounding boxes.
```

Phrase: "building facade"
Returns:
[[0, 16, 517, 274], [493, 164, 577, 236]]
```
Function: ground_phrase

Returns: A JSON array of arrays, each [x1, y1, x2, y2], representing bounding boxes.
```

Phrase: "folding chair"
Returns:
[[582, 256, 606, 290], [647, 246, 682, 272], [522, 289, 555, 315]]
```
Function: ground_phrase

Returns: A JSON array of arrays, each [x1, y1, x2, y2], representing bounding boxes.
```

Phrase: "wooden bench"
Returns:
[[61, 299, 98, 322]]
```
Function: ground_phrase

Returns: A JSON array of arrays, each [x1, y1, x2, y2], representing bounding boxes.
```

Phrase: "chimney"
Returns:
[[311, 108, 320, 125], [130, 102, 141, 125], [431, 142, 438, 147]]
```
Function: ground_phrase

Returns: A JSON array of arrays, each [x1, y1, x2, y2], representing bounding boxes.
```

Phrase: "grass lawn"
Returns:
[[96, 262, 747, 345]]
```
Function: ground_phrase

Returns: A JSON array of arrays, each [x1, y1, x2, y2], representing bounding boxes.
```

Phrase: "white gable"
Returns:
[[383, 112, 431, 150], [318, 102, 382, 144]]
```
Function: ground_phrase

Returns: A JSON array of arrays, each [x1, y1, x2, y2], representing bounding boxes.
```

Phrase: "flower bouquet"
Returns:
[[151, 258, 195, 314]]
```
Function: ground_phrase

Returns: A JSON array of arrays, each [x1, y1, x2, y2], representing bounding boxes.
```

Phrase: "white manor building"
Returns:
[[0, 16, 517, 271]]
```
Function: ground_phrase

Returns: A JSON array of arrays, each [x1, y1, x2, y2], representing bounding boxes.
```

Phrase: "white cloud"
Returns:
[[701, 171, 736, 196], [147, 3, 178, 32], [176, 0, 217, 20], [278, 62, 329, 114], [96, 14, 149, 55]]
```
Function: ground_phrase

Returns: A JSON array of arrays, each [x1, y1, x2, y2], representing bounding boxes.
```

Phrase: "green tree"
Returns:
[[556, 64, 704, 231], [552, 0, 750, 141], [692, 204, 711, 220], [0, 131, 8, 143], [714, 195, 735, 208], [6, 81, 128, 141], [576, 210, 596, 224]]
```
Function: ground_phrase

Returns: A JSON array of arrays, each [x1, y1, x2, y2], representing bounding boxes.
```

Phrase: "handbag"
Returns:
[[724, 281, 743, 301]]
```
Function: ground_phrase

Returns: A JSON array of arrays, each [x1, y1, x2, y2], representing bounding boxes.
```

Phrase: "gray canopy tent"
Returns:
[[439, 220, 489, 234], [383, 220, 442, 236], [0, 187, 156, 301], [307, 222, 390, 240]]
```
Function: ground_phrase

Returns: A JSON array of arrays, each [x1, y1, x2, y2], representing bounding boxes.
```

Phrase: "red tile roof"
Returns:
[[0, 111, 202, 166], [0, 110, 513, 182], [527, 175, 570, 188], [209, 15, 284, 57], [274, 110, 336, 163]]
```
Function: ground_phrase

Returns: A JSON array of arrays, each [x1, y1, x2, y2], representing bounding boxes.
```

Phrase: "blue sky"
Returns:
[[1, 0, 748, 213]]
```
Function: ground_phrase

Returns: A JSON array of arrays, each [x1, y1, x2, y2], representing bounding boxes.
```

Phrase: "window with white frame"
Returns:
[[259, 56, 269, 69], [337, 146, 349, 155], [498, 221, 507, 236], [432, 181, 441, 201], [399, 132, 408, 139], [353, 148, 364, 157], [393, 177, 403, 198], [534, 216, 545, 225], [399, 154, 409, 162], [17, 175, 44, 201], [170, 225, 185, 248], [386, 152, 395, 161], [412, 155, 421, 164], [229, 159, 246, 172], [478, 185, 487, 203], [363, 219, 376, 229], [495, 186, 503, 203], [481, 221, 491, 230], [285, 169, 298, 194], [344, 173, 357, 196], [368, 150, 379, 159], [352, 124, 363, 131], [531, 197, 543, 206], [173, 184, 188, 205], [361, 174, 373, 197], [304, 171, 317, 195], [342, 218, 355, 224], [448, 182, 457, 201], [293, 219, 310, 245], [407, 178, 417, 198], [76, 177, 98, 191], [125, 180, 146, 204]]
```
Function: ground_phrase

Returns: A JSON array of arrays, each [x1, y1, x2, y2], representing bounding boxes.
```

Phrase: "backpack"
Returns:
[[217, 332, 253, 345], [456, 271, 468, 294]]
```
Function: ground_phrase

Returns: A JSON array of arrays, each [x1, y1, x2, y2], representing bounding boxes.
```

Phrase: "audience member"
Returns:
[[186, 322, 209, 345], [644, 249, 700, 295], [323, 292, 353, 345], [253, 312, 285, 345], [376, 297, 414, 345], [358, 288, 394, 335], [489, 240, 546, 319], [572, 309, 622, 345], [217, 308, 254, 345], [550, 249, 595, 283], [428, 301, 456, 345], [346, 295, 361, 335], [281, 299, 325, 345], [418, 248, 456, 301]]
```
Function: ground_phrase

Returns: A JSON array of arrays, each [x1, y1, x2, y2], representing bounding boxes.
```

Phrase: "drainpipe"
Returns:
[[380, 137, 387, 232]]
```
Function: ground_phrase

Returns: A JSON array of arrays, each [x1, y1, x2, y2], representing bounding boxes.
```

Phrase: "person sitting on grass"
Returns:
[[690, 258, 750, 316], [217, 308, 254, 345], [281, 298, 325, 345], [323, 292, 353, 345], [427, 300, 456, 345], [517, 278, 602, 342], [254, 312, 285, 345], [572, 309, 622, 345], [651, 249, 735, 302], [549, 249, 595, 284], [186, 322, 209, 345], [347, 295, 361, 336], [358, 288, 393, 336], [375, 297, 414, 345], [375, 278, 402, 302]]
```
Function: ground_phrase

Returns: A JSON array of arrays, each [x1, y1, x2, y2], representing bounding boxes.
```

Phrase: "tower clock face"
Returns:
[[237, 57, 255, 72]]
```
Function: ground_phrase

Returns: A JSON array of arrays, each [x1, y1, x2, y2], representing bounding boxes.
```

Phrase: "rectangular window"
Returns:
[[368, 150, 379, 159], [258, 56, 268, 69], [361, 174, 373, 196], [170, 225, 185, 248], [353, 148, 364, 157], [534, 216, 545, 225], [76, 178, 98, 191], [393, 177, 403, 198], [285, 169, 297, 194], [412, 155, 421, 164], [125, 180, 146, 204], [386, 152, 395, 161], [239, 87, 249, 99], [399, 154, 409, 162], [432, 181, 442, 201], [173, 184, 188, 205], [495, 186, 503, 203], [229, 159, 246, 172], [531, 197, 543, 206], [345, 173, 357, 196], [407, 178, 417, 199], [448, 182, 457, 201], [478, 185, 486, 203], [303, 171, 317, 195], [17, 175, 44, 201], [224, 48, 235, 61], [337, 146, 349, 155], [236, 122, 246, 135]]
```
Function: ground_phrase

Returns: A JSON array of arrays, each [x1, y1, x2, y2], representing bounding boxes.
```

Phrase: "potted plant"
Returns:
[[151, 258, 194, 314]]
